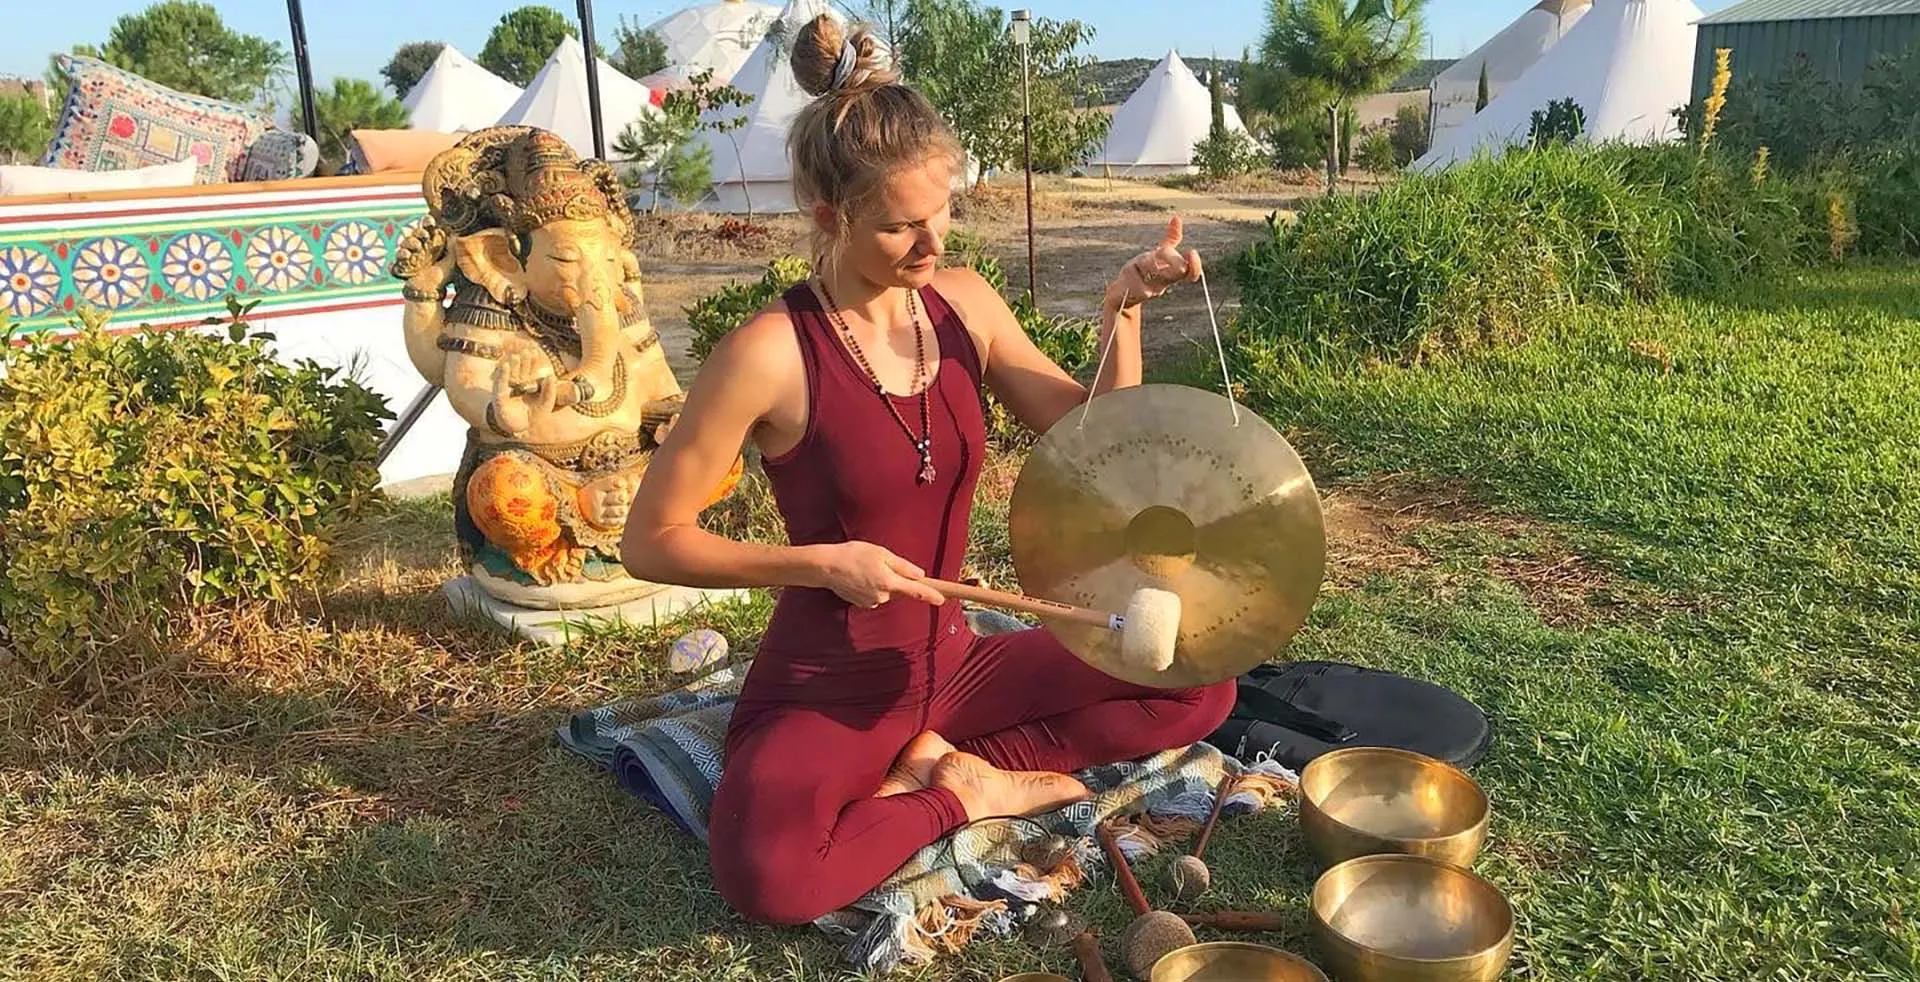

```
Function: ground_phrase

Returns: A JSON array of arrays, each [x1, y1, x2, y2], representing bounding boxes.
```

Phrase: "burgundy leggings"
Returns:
[[707, 624, 1236, 926]]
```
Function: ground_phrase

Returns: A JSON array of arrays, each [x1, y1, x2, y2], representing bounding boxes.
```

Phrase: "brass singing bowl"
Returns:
[[1299, 747, 1488, 869], [1151, 941, 1332, 982], [1310, 854, 1514, 982]]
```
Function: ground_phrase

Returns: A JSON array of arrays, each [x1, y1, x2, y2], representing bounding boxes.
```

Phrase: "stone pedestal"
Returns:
[[443, 575, 751, 647]]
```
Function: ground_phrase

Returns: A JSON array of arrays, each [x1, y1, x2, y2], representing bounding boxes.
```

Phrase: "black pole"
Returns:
[[285, 0, 320, 143], [576, 0, 606, 159], [1020, 43, 1036, 304]]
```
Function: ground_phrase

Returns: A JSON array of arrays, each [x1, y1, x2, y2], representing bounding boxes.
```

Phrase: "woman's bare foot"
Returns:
[[875, 730, 956, 797], [930, 750, 1092, 820]]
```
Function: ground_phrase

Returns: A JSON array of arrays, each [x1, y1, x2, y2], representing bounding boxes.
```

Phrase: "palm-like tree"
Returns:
[[1261, 0, 1425, 192]]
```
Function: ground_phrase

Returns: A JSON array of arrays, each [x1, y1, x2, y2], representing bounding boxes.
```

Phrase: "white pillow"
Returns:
[[0, 158, 199, 197]]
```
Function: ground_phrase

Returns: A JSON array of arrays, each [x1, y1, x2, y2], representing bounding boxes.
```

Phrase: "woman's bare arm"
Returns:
[[620, 309, 945, 608], [620, 312, 825, 590]]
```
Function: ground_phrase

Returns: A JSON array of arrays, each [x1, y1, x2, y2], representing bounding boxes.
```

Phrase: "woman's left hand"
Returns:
[[1107, 216, 1202, 310]]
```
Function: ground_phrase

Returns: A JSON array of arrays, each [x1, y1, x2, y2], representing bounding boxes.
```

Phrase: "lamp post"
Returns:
[[1011, 10, 1036, 305]]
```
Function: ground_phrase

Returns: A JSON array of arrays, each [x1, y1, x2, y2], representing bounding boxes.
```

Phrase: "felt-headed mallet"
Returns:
[[1096, 823, 1196, 978], [923, 578, 1181, 672], [1166, 773, 1234, 903]]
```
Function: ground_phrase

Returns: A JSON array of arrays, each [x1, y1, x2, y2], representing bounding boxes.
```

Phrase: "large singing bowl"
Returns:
[[1299, 747, 1489, 869], [1151, 941, 1332, 982], [1310, 854, 1514, 982]]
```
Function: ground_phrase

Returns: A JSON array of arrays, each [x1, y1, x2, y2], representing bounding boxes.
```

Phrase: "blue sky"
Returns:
[[3, 0, 1735, 94]]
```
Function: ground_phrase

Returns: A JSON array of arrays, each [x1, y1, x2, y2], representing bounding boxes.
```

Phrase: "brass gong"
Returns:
[[1010, 384, 1325, 688]]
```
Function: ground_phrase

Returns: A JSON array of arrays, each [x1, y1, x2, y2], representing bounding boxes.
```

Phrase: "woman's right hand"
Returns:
[[812, 541, 947, 608]]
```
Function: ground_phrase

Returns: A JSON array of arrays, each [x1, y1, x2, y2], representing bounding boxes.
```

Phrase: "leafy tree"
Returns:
[[894, 0, 1107, 178], [1475, 60, 1489, 111], [1208, 68, 1226, 139], [611, 17, 670, 79], [613, 68, 752, 211], [1259, 0, 1425, 193], [0, 94, 52, 164], [480, 6, 579, 86], [294, 78, 410, 174], [50, 1, 288, 107], [382, 41, 445, 99]]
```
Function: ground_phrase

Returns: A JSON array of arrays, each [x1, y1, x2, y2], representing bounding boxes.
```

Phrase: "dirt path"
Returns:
[[635, 174, 1316, 380]]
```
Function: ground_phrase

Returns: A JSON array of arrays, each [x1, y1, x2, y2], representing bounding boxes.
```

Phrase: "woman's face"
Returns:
[[822, 154, 954, 290]]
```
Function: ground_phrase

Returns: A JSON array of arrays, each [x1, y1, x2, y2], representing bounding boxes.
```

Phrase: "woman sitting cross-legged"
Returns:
[[619, 14, 1236, 927]]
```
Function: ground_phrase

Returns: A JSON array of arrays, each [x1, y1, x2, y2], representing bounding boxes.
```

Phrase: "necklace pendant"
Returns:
[[918, 455, 936, 484]]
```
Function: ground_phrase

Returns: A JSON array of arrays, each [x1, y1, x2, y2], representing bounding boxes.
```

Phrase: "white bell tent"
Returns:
[[402, 46, 523, 133], [1427, 0, 1592, 147], [683, 0, 840, 213], [646, 0, 782, 86], [494, 36, 664, 160], [1415, 0, 1702, 171], [1089, 51, 1252, 177]]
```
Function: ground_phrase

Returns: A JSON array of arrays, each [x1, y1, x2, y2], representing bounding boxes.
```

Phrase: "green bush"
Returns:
[[0, 304, 391, 676], [1192, 128, 1266, 179], [685, 253, 811, 362], [1233, 142, 1817, 358], [1389, 103, 1429, 165], [1353, 128, 1397, 172]]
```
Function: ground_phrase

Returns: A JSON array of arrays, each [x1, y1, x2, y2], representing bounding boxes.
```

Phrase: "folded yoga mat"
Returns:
[[557, 610, 1299, 972]]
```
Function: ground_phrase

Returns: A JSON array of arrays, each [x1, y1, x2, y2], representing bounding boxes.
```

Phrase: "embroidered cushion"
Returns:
[[239, 129, 320, 181], [41, 54, 273, 184]]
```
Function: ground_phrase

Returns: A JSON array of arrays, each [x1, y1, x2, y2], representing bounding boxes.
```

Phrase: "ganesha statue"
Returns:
[[391, 126, 741, 612]]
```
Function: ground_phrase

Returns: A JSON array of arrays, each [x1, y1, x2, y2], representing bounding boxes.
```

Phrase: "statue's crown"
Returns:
[[502, 130, 613, 232]]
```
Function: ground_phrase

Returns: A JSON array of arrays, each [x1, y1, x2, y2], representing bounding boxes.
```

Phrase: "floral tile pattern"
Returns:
[[0, 205, 426, 335]]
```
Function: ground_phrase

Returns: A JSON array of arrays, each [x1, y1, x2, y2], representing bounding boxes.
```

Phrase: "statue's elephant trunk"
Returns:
[[563, 264, 632, 405]]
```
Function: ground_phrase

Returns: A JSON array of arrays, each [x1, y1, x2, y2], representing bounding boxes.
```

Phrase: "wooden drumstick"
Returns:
[[1167, 774, 1233, 902], [1179, 910, 1289, 932], [922, 577, 1181, 671], [1096, 824, 1196, 979]]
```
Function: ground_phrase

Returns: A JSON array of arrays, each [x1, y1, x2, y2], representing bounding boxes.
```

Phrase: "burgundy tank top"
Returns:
[[754, 282, 987, 691]]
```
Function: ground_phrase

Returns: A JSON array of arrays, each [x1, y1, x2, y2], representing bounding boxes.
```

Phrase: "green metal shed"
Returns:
[[1690, 0, 1920, 105]]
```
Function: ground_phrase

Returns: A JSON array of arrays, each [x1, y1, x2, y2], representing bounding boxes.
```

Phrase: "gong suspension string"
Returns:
[[1078, 264, 1240, 429]]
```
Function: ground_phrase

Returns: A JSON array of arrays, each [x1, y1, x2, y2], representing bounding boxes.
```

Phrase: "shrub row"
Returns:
[[1231, 139, 1887, 359]]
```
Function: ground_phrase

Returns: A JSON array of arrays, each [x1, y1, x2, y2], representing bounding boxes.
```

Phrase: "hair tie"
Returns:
[[828, 38, 859, 91]]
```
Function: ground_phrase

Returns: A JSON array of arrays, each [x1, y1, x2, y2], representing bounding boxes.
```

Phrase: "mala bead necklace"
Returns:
[[819, 281, 937, 484]]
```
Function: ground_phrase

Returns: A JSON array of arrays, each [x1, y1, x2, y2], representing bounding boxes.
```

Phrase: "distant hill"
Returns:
[[1389, 59, 1457, 91], [1081, 56, 1457, 106]]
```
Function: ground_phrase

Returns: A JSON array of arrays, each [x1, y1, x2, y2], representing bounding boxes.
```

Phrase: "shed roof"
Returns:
[[1696, 0, 1920, 25]]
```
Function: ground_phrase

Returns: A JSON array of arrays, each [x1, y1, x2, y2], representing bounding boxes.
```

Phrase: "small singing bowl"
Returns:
[[1310, 854, 1514, 982], [1151, 941, 1332, 982], [1299, 746, 1489, 868]]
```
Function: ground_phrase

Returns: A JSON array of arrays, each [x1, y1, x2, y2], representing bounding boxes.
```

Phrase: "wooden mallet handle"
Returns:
[[1180, 911, 1289, 931], [924, 577, 1118, 631], [1096, 824, 1151, 916], [1192, 774, 1234, 860], [1072, 931, 1114, 982]]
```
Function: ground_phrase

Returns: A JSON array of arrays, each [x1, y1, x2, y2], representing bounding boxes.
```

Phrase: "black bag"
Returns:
[[1204, 660, 1492, 771]]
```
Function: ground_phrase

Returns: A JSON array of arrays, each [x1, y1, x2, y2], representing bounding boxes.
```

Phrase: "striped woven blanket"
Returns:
[[557, 613, 1297, 972]]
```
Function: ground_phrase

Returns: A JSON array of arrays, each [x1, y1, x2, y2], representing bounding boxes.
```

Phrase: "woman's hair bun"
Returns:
[[790, 14, 898, 98]]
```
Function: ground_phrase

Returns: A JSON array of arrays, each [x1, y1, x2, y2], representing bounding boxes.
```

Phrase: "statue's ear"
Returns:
[[453, 228, 528, 306]]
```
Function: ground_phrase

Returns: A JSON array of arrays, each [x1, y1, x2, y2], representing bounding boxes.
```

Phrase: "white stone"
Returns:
[[442, 575, 750, 647]]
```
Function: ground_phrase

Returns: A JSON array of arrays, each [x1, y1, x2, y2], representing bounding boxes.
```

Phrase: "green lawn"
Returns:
[[3, 266, 1917, 980]]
